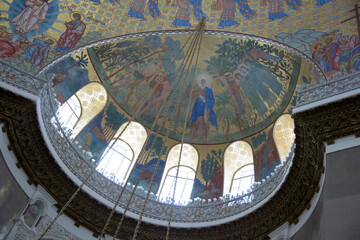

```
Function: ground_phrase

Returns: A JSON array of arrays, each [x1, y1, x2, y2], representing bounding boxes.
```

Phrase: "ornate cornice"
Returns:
[[296, 71, 360, 107], [1, 89, 360, 239]]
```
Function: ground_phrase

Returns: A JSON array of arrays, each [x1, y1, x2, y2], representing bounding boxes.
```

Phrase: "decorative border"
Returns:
[[296, 71, 360, 107]]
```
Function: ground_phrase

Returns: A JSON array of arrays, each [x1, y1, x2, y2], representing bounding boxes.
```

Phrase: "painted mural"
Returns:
[[88, 33, 305, 144], [0, 0, 358, 79], [42, 32, 313, 199]]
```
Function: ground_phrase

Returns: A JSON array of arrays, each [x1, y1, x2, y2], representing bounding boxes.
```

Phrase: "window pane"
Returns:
[[230, 164, 254, 196], [56, 94, 81, 131], [273, 114, 295, 162], [96, 139, 134, 184], [223, 141, 254, 195], [159, 166, 195, 203]]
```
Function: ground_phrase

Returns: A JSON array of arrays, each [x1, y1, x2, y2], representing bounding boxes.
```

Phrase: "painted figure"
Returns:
[[112, 59, 165, 105], [254, 129, 280, 181], [0, 40, 17, 57], [172, 0, 206, 26], [12, 0, 49, 37], [128, 0, 161, 20], [190, 0, 206, 21], [217, 0, 256, 28], [234, 0, 256, 19], [315, 0, 332, 6], [23, 203, 40, 227], [218, 0, 238, 28], [139, 74, 170, 117], [311, 42, 327, 71], [172, 0, 191, 26], [187, 73, 218, 143], [262, 0, 300, 21], [24, 37, 53, 66], [55, 13, 86, 53]]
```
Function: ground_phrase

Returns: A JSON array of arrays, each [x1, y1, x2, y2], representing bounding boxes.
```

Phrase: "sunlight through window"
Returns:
[[96, 139, 134, 184], [159, 166, 195, 204], [57, 95, 81, 132], [230, 164, 254, 196]]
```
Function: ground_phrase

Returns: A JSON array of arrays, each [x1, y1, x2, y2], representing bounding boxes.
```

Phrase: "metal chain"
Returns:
[[166, 18, 205, 240], [98, 29, 199, 239], [112, 27, 202, 240], [39, 33, 192, 240], [131, 21, 205, 240]]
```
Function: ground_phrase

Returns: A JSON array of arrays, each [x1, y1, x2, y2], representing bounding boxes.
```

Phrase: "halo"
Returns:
[[196, 73, 212, 87], [323, 35, 336, 45], [310, 40, 323, 52], [70, 11, 84, 21], [42, 36, 57, 47]]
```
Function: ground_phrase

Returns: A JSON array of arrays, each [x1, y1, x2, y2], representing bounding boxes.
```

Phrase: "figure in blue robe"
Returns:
[[187, 74, 218, 143], [315, 0, 332, 6]]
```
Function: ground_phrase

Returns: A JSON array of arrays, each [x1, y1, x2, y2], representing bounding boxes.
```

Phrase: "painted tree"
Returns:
[[60, 52, 89, 75], [103, 102, 127, 140], [201, 149, 222, 187], [215, 90, 235, 140]]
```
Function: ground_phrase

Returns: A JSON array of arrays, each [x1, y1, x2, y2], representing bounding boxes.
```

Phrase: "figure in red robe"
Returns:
[[55, 13, 86, 53], [12, 0, 49, 37]]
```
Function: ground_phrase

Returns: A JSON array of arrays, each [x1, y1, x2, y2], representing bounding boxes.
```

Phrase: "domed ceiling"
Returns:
[[0, 0, 360, 230], [47, 33, 311, 145]]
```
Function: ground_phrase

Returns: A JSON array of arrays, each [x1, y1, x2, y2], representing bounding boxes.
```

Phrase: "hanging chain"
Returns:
[[166, 18, 205, 240], [112, 27, 203, 240], [131, 21, 205, 240], [39, 31, 193, 240], [97, 29, 199, 239]]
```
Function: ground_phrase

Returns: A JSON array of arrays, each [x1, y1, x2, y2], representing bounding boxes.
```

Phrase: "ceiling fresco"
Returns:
[[47, 33, 317, 144], [0, 0, 359, 79]]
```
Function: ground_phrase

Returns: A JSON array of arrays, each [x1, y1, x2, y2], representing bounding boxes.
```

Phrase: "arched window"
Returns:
[[71, 83, 107, 138], [158, 144, 198, 203], [96, 139, 134, 183], [56, 94, 81, 131], [273, 114, 295, 162], [23, 200, 44, 228], [159, 166, 196, 202], [230, 164, 254, 195], [223, 141, 254, 196], [96, 121, 147, 184], [55, 82, 107, 139]]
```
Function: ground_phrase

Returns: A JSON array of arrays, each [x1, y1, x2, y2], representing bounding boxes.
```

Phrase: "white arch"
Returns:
[[158, 143, 199, 202], [273, 114, 295, 162], [71, 82, 108, 138], [96, 121, 147, 184], [223, 141, 254, 195]]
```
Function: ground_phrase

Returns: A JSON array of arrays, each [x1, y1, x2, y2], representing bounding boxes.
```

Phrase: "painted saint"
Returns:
[[24, 37, 54, 66], [315, 0, 333, 6], [262, 0, 300, 21], [172, 0, 206, 26], [139, 74, 170, 118], [55, 13, 86, 53], [128, 0, 161, 20], [11, 0, 49, 37], [187, 73, 218, 143], [217, 0, 256, 28]]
